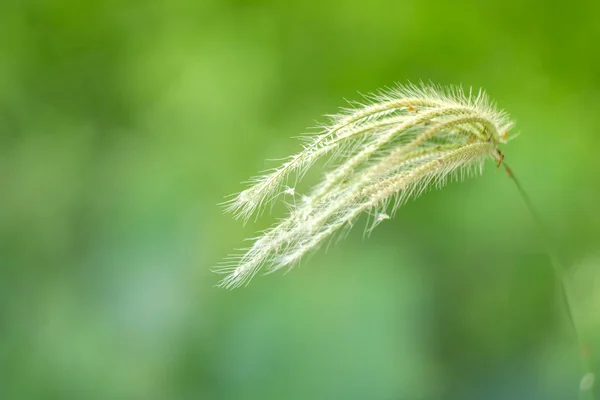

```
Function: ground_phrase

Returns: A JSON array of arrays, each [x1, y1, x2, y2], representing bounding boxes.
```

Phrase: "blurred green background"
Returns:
[[1, 0, 600, 399]]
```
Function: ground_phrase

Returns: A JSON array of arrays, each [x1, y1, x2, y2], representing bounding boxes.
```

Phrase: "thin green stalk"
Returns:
[[503, 162, 595, 400]]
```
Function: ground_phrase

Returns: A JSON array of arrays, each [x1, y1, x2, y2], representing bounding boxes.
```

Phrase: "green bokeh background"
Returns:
[[1, 1, 600, 399]]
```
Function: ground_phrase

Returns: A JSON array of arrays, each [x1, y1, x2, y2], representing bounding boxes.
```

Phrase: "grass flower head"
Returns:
[[217, 83, 515, 289]]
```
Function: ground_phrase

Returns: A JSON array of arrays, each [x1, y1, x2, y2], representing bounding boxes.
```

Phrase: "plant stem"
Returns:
[[503, 162, 594, 400]]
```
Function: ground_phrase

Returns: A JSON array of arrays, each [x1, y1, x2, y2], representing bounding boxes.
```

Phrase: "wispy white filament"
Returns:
[[217, 83, 514, 288]]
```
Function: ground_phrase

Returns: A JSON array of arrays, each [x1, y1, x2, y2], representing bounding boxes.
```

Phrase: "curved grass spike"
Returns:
[[217, 82, 594, 398], [217, 83, 513, 287]]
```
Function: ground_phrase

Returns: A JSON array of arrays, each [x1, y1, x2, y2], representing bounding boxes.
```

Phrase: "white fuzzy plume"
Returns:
[[217, 83, 514, 288]]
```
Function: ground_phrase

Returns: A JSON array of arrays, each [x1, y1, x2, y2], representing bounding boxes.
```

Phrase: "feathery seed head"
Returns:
[[217, 83, 515, 288]]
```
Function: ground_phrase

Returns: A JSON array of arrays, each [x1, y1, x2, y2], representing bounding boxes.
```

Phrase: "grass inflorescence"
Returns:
[[216, 83, 514, 289]]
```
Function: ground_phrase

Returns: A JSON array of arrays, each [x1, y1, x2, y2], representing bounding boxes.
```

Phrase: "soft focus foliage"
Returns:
[[1, 1, 600, 399]]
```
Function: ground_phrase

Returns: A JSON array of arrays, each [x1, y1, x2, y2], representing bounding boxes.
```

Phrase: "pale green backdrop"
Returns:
[[1, 1, 600, 399]]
